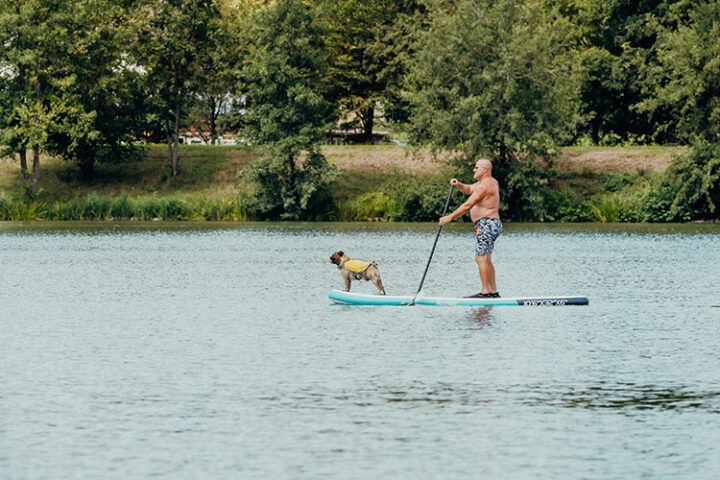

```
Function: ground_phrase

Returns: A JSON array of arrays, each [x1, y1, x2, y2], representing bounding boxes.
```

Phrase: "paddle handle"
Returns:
[[410, 184, 455, 305]]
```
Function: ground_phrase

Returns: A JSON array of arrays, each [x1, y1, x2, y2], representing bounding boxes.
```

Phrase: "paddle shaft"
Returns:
[[410, 184, 455, 305]]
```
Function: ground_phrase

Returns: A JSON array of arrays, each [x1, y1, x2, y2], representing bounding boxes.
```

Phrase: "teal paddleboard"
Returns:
[[329, 290, 589, 306]]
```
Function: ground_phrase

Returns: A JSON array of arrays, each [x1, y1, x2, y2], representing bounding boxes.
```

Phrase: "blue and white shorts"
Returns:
[[474, 217, 502, 256]]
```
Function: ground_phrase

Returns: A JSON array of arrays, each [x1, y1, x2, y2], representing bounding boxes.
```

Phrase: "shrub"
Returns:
[[110, 194, 133, 219], [382, 176, 451, 221], [501, 161, 552, 221], [602, 172, 641, 192], [544, 188, 592, 222], [624, 142, 720, 222], [198, 197, 248, 221], [344, 192, 396, 221], [245, 152, 338, 220], [588, 194, 628, 222], [666, 141, 720, 219]]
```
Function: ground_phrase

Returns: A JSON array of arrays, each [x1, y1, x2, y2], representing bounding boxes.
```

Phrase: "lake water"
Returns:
[[1, 221, 719, 479]]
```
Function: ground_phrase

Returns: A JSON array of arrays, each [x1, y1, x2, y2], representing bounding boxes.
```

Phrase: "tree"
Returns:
[[638, 1, 720, 220], [641, 0, 720, 143], [47, 0, 145, 179], [1, 0, 143, 183], [136, 0, 222, 176], [407, 0, 580, 159], [558, 0, 679, 144], [239, 0, 337, 219], [315, 0, 425, 140], [185, 1, 243, 145], [405, 0, 580, 218], [0, 0, 66, 187]]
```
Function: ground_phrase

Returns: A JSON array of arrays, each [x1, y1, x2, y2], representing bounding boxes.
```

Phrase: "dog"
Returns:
[[330, 251, 386, 295]]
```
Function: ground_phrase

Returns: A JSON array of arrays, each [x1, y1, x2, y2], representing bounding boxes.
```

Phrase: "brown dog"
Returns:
[[330, 251, 386, 295]]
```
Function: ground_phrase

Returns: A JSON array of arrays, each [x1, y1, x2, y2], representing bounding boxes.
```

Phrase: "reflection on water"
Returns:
[[526, 383, 720, 412], [466, 307, 494, 328]]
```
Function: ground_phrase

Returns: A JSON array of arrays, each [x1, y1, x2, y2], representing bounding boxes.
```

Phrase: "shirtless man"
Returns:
[[439, 158, 502, 298]]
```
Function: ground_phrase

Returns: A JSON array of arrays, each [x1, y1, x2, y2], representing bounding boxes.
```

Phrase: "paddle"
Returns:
[[410, 184, 455, 305]]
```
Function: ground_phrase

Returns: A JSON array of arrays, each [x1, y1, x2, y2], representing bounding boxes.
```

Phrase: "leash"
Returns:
[[410, 184, 455, 305]]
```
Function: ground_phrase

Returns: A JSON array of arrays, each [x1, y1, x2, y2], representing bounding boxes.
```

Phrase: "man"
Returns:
[[439, 158, 502, 298]]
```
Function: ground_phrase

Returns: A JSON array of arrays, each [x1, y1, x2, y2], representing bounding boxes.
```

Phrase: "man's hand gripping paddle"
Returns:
[[410, 184, 455, 305]]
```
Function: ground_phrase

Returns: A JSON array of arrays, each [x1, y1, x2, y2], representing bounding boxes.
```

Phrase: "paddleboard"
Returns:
[[329, 290, 589, 306]]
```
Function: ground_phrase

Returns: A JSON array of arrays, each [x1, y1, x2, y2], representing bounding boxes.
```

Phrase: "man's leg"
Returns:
[[475, 253, 496, 294]]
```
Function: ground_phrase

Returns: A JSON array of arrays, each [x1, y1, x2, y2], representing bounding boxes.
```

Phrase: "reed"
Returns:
[[0, 193, 248, 221], [589, 194, 628, 222]]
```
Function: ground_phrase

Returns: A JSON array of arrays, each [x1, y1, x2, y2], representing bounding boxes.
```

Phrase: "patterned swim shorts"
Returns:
[[474, 217, 502, 256]]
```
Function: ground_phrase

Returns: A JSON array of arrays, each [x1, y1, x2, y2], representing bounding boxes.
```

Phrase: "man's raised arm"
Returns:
[[450, 178, 473, 195]]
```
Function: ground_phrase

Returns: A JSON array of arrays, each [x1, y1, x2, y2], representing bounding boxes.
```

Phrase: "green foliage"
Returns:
[[239, 0, 338, 220], [0, 191, 247, 221], [0, 191, 43, 221], [623, 142, 720, 221], [136, 0, 225, 175], [501, 161, 554, 222], [0, 0, 147, 180], [666, 141, 720, 218], [641, 0, 720, 143], [340, 192, 396, 221], [406, 0, 581, 160], [315, 0, 425, 136], [245, 151, 338, 220], [603, 172, 642, 192], [564, 0, 676, 144], [543, 188, 592, 222], [589, 194, 628, 222], [380, 176, 452, 221], [623, 180, 681, 222], [240, 0, 333, 153], [193, 196, 248, 221]]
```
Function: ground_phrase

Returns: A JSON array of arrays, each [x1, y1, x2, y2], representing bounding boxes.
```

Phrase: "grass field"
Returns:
[[0, 143, 687, 203]]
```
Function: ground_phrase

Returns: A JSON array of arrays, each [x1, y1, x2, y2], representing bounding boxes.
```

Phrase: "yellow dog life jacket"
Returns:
[[343, 259, 371, 273]]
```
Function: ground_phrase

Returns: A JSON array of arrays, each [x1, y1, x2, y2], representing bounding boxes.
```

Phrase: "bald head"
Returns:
[[473, 158, 492, 179]]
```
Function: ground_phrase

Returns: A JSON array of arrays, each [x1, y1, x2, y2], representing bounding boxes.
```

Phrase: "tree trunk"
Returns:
[[18, 58, 28, 183], [591, 119, 600, 145], [361, 105, 374, 143], [498, 144, 509, 168], [209, 97, 218, 145], [172, 106, 180, 176], [32, 145, 40, 188], [287, 153, 298, 217], [19, 148, 29, 183], [80, 157, 95, 180]]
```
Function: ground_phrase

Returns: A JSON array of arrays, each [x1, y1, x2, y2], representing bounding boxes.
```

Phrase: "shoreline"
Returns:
[[0, 144, 705, 223]]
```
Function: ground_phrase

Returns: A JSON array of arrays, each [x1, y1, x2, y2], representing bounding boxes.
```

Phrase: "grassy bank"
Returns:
[[0, 144, 690, 221]]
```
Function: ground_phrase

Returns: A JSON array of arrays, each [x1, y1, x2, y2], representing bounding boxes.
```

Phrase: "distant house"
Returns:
[[325, 128, 390, 145], [178, 130, 238, 145]]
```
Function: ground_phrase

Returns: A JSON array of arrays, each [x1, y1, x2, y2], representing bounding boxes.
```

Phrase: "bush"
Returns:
[[588, 194, 628, 222], [245, 151, 338, 220], [342, 192, 396, 221], [624, 142, 720, 222], [544, 188, 592, 222], [623, 181, 680, 222], [500, 161, 552, 221], [0, 191, 44, 220], [110, 193, 133, 219], [603, 172, 641, 192], [382, 176, 452, 221], [197, 196, 248, 221]]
